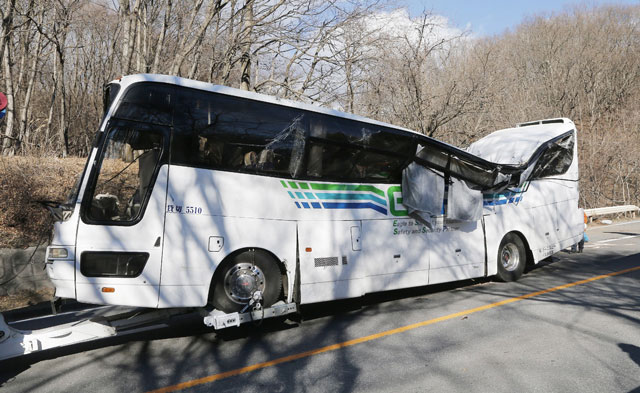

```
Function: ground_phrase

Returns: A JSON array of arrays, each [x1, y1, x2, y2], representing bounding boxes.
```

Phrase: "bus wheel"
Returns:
[[211, 249, 282, 313], [496, 233, 526, 282]]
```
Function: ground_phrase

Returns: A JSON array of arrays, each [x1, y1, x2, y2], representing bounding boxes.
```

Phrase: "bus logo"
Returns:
[[280, 180, 407, 216]]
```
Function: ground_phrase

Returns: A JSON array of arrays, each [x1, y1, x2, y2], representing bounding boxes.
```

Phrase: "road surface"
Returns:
[[1, 221, 639, 392]]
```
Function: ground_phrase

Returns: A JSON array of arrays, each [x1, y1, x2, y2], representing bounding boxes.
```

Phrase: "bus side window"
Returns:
[[304, 112, 415, 183], [170, 90, 309, 179]]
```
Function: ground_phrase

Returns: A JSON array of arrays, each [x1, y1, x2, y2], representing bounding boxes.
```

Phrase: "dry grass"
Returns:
[[0, 156, 86, 248], [0, 288, 55, 312]]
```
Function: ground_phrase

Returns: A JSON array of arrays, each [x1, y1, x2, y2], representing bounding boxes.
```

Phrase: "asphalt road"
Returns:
[[1, 221, 639, 393]]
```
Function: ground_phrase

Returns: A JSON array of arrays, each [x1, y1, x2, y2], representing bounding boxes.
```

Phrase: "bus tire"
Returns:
[[496, 233, 526, 282], [210, 249, 282, 313]]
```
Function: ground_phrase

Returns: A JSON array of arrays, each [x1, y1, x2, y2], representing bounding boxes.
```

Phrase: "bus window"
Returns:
[[113, 82, 416, 184], [170, 88, 308, 178], [312, 114, 416, 156], [305, 140, 407, 182], [116, 83, 174, 125], [530, 133, 574, 179], [305, 113, 415, 183], [85, 125, 164, 223]]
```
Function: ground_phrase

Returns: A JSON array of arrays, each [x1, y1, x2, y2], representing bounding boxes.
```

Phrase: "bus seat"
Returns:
[[258, 149, 274, 170], [244, 151, 257, 168], [139, 149, 159, 195], [129, 149, 158, 218]]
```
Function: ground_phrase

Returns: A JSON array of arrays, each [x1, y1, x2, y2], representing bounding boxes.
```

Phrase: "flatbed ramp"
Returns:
[[0, 301, 297, 361], [0, 308, 187, 361]]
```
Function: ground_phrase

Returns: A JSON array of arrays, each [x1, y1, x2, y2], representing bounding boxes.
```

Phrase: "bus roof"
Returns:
[[111, 73, 426, 139], [467, 119, 575, 165]]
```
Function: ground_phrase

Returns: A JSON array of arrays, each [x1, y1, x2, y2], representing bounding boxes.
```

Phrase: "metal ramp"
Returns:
[[0, 301, 298, 361]]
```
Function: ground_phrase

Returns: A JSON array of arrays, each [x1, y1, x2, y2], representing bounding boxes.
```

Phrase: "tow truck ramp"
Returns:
[[0, 301, 297, 361]]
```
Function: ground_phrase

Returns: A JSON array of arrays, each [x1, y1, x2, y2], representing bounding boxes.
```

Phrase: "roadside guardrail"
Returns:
[[584, 205, 640, 222]]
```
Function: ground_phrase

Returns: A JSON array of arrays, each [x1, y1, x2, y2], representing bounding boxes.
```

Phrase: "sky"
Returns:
[[405, 0, 639, 36]]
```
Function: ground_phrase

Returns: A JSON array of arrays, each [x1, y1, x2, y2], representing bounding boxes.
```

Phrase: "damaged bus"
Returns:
[[42, 74, 584, 323]]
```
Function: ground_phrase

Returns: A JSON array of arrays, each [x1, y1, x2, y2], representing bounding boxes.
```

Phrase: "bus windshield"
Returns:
[[84, 121, 165, 223]]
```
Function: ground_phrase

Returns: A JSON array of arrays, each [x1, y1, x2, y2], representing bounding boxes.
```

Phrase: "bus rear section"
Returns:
[[470, 119, 583, 279]]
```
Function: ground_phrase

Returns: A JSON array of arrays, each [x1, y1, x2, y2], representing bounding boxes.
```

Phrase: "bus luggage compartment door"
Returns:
[[298, 220, 363, 303], [362, 218, 430, 293], [428, 220, 485, 285]]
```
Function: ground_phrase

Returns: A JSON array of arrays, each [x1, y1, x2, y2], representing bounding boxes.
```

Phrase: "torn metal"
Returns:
[[408, 127, 575, 193], [403, 120, 576, 222]]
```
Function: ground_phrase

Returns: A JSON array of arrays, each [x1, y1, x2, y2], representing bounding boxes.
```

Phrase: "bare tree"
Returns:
[[0, 0, 16, 154], [0, 1, 638, 210], [119, 0, 143, 75], [170, 0, 228, 76], [17, 2, 46, 152]]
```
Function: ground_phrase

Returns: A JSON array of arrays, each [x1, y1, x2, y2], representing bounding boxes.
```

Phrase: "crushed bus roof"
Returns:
[[468, 120, 575, 165]]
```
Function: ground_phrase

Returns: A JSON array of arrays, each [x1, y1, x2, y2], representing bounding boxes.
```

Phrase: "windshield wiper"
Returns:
[[36, 200, 73, 221]]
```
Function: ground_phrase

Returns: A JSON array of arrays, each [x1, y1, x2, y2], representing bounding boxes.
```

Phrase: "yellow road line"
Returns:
[[148, 265, 640, 393]]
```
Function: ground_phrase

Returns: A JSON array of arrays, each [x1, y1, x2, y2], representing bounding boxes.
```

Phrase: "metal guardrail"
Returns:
[[584, 205, 640, 222]]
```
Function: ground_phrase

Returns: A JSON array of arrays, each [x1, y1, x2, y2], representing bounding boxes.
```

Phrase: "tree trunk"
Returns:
[[120, 0, 142, 75], [239, 0, 254, 91], [2, 41, 15, 155], [45, 56, 56, 152], [188, 47, 202, 79], [150, 0, 171, 73], [135, 9, 142, 72], [220, 0, 237, 85], [57, 54, 68, 157], [18, 6, 44, 153], [0, 0, 16, 75], [18, 36, 41, 152]]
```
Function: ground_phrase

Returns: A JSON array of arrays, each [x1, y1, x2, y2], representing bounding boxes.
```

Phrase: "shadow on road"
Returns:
[[0, 249, 638, 392], [619, 343, 640, 368], [604, 232, 640, 236]]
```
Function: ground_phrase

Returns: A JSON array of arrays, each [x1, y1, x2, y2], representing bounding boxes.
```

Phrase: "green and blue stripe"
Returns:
[[283, 181, 388, 215]]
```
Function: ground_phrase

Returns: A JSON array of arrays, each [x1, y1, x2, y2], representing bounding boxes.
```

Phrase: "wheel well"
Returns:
[[505, 231, 533, 266], [207, 247, 287, 304]]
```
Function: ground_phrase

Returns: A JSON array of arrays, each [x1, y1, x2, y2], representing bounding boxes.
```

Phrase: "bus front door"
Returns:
[[74, 124, 169, 308]]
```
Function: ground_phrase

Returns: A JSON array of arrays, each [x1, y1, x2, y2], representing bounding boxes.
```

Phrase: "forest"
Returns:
[[0, 0, 638, 226]]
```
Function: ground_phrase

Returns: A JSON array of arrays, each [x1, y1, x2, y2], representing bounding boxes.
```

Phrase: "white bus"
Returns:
[[44, 74, 584, 319]]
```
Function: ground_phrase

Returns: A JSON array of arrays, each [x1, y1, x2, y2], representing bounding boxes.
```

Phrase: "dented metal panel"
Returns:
[[409, 127, 575, 193]]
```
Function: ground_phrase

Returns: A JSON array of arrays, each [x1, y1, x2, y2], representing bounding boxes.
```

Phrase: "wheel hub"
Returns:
[[501, 243, 520, 271], [223, 263, 266, 304]]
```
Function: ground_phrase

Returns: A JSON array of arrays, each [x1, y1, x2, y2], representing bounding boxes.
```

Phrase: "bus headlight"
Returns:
[[48, 247, 69, 259]]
